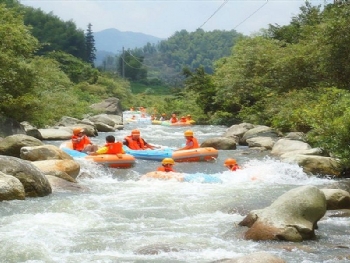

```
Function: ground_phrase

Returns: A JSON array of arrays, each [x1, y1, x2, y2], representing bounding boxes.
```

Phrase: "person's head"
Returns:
[[162, 113, 166, 116], [187, 114, 191, 119], [73, 127, 84, 136], [105, 135, 115, 143], [172, 113, 176, 118], [181, 116, 186, 121], [162, 158, 175, 167], [131, 129, 140, 139], [184, 130, 193, 138], [224, 158, 237, 169]]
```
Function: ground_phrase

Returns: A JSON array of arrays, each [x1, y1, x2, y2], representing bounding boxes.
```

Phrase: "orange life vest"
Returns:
[[186, 137, 199, 149], [229, 164, 240, 171], [105, 142, 123, 154], [170, 117, 178, 123], [72, 135, 91, 151], [157, 166, 175, 172], [124, 136, 145, 150]]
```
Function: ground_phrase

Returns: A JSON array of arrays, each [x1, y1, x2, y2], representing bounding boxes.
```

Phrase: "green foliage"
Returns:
[[130, 82, 173, 95], [183, 66, 217, 115], [21, 6, 87, 61], [0, 3, 39, 118], [47, 51, 99, 84], [119, 50, 147, 81], [85, 23, 96, 66], [121, 28, 243, 86]]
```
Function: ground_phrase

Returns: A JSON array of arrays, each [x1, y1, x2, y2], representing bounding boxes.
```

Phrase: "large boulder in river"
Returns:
[[0, 156, 52, 197], [20, 145, 73, 161], [271, 138, 312, 156], [32, 159, 80, 179], [0, 117, 25, 137], [219, 251, 286, 263], [200, 137, 237, 150], [38, 128, 72, 140], [89, 97, 123, 115], [224, 123, 255, 139], [320, 189, 350, 210], [281, 154, 341, 177], [0, 134, 44, 158], [0, 171, 26, 201], [241, 125, 281, 145], [239, 185, 326, 242]]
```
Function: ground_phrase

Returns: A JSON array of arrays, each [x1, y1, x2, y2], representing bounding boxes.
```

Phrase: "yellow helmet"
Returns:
[[224, 158, 237, 166], [162, 158, 175, 165], [184, 130, 193, 137], [131, 129, 140, 135]]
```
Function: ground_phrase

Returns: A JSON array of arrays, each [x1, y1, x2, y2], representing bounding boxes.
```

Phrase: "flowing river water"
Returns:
[[1, 115, 349, 262]]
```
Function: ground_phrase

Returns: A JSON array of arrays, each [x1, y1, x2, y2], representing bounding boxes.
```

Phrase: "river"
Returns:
[[1, 117, 349, 263]]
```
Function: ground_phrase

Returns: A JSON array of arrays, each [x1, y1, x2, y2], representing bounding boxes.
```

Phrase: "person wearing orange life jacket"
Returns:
[[71, 128, 98, 153], [175, 130, 199, 151], [123, 129, 155, 150], [170, 113, 178, 123], [224, 158, 241, 171], [157, 158, 176, 172], [88, 135, 125, 155], [179, 116, 187, 123]]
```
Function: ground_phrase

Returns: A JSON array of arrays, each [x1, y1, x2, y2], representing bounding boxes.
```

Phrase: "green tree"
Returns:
[[0, 3, 39, 119], [47, 51, 99, 84], [22, 6, 87, 61], [182, 66, 216, 115], [119, 50, 147, 81], [85, 23, 96, 66]]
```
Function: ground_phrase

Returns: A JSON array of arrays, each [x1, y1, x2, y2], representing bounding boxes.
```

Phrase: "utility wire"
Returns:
[[198, 0, 269, 31], [234, 0, 269, 30], [199, 0, 229, 29]]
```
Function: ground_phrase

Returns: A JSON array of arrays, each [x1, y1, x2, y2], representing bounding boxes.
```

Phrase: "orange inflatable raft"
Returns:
[[60, 141, 135, 169], [140, 172, 184, 181], [172, 147, 218, 162]]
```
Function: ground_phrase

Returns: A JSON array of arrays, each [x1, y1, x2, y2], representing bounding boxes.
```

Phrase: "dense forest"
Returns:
[[101, 29, 243, 87], [2, 0, 350, 166]]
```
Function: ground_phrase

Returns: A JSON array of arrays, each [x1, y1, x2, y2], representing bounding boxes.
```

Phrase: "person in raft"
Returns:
[[88, 135, 124, 155], [123, 129, 155, 150], [71, 127, 98, 153], [159, 113, 167, 121], [179, 116, 187, 123], [224, 158, 241, 171], [170, 113, 178, 123], [157, 158, 176, 172], [175, 130, 199, 151]]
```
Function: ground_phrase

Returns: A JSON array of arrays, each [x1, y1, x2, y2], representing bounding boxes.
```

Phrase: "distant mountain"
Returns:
[[93, 28, 164, 54]]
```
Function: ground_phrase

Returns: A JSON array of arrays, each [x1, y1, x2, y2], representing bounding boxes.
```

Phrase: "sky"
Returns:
[[19, 0, 327, 39]]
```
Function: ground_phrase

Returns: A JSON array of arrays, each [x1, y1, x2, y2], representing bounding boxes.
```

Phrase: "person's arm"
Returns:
[[89, 146, 108, 155], [176, 140, 193, 151], [143, 139, 155, 149]]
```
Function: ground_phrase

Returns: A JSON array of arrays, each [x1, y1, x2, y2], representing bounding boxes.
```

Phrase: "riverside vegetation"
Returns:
[[2, 1, 350, 168]]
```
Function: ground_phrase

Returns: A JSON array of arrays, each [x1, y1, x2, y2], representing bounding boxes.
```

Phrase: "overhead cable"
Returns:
[[199, 0, 229, 29]]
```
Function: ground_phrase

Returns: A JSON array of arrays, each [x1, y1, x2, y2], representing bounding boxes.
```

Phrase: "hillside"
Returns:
[[93, 28, 163, 54]]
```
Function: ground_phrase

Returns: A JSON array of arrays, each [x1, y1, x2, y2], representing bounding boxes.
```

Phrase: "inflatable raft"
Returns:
[[124, 146, 218, 162], [60, 141, 135, 168], [140, 172, 222, 183], [151, 120, 193, 126]]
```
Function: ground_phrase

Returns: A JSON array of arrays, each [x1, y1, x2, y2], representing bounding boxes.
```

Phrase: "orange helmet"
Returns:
[[181, 116, 186, 119], [73, 127, 84, 136], [131, 129, 140, 135], [184, 130, 193, 137], [224, 158, 237, 166], [162, 158, 175, 165]]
